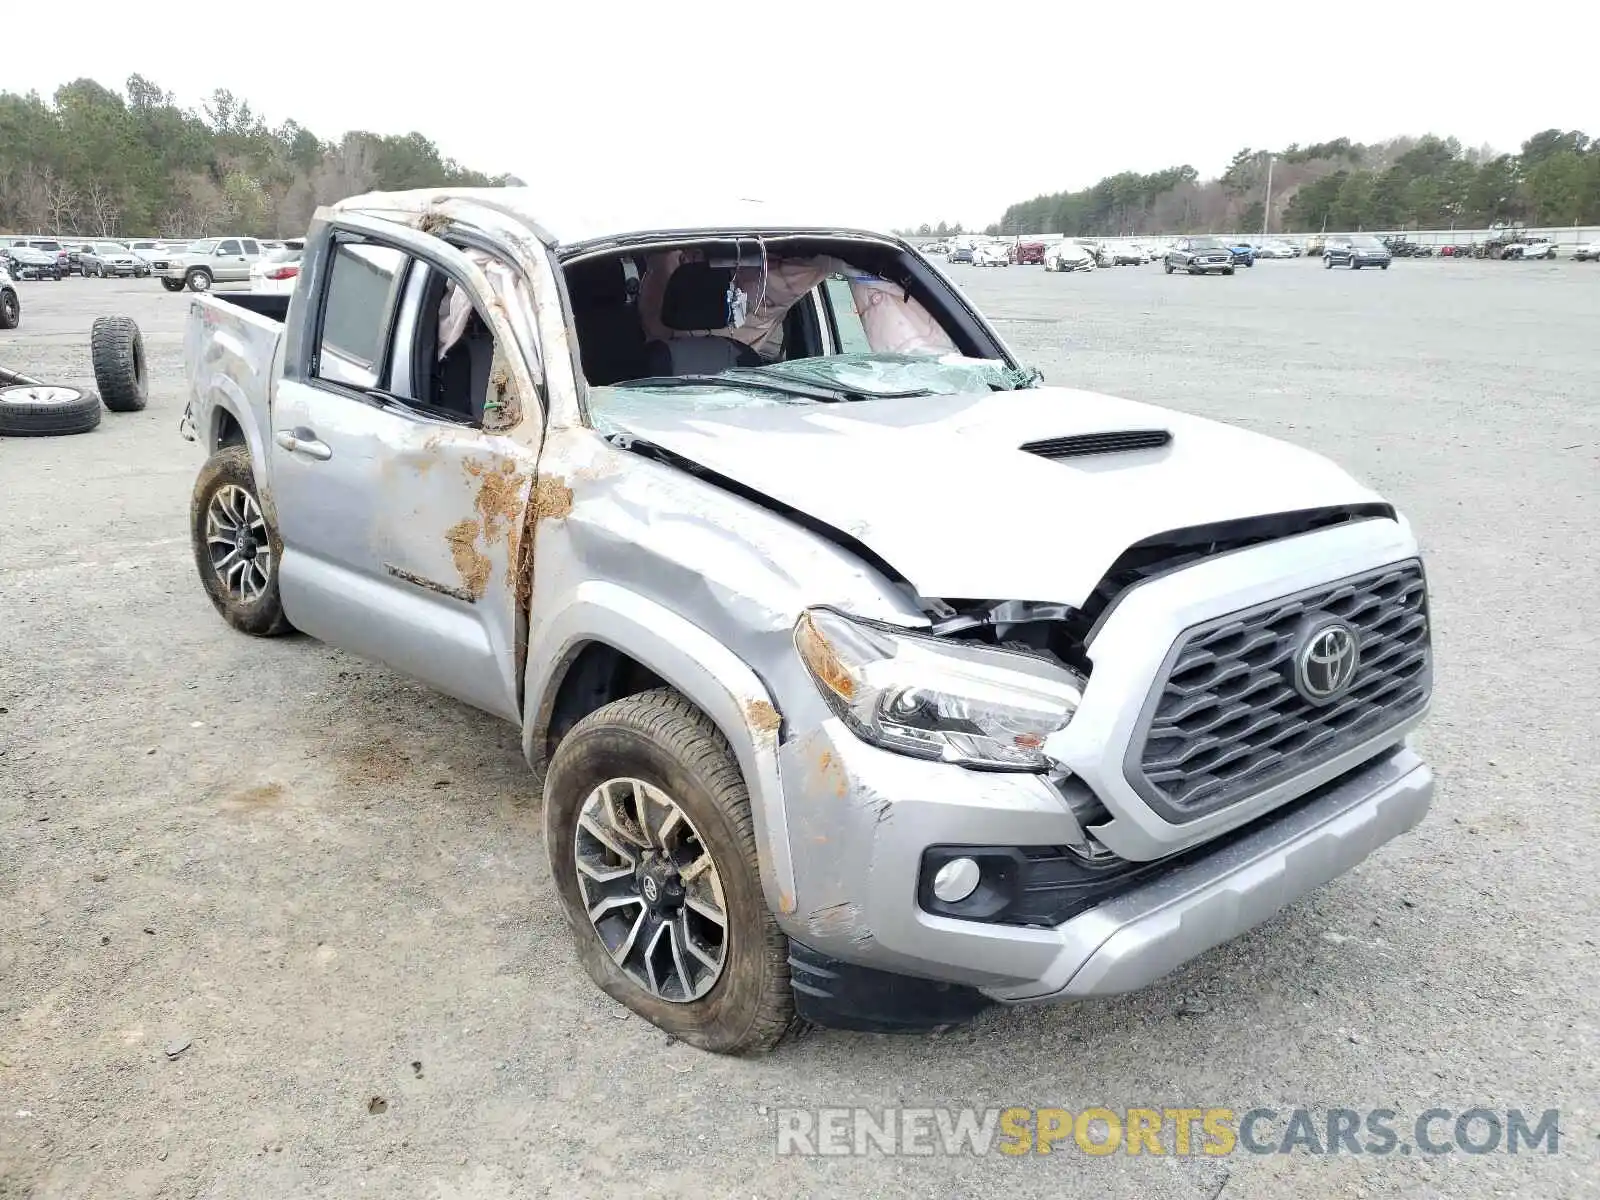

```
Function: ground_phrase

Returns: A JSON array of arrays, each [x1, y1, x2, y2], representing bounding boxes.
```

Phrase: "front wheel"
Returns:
[[1381, 262, 1390, 270], [1164, 262, 1175, 274], [544, 688, 795, 1055], [190, 445, 294, 637], [1223, 267, 1235, 276], [1350, 261, 1360, 270], [1324, 256, 1333, 269], [161, 278, 185, 293], [185, 268, 212, 292]]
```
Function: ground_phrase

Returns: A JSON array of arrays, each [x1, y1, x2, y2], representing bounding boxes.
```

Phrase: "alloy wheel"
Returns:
[[573, 777, 728, 1003], [204, 484, 273, 603]]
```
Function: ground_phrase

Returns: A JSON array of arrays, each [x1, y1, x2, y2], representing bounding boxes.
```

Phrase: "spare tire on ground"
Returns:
[[0, 385, 102, 436], [91, 315, 149, 412]]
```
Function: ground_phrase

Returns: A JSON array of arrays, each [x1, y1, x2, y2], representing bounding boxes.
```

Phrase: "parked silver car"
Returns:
[[81, 241, 152, 278], [152, 236, 266, 292], [180, 189, 1435, 1052]]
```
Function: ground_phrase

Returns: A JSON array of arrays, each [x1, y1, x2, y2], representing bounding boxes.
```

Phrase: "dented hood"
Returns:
[[611, 386, 1386, 605]]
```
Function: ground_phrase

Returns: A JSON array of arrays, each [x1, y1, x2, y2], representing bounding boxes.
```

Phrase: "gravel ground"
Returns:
[[2, 260, 1597, 1199]]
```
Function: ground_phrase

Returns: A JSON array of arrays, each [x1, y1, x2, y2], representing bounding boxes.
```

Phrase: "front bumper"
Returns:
[[772, 519, 1432, 1002], [988, 747, 1431, 1001]]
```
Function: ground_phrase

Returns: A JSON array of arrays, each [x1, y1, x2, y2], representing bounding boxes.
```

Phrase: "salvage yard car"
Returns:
[[181, 188, 1435, 1053], [1164, 236, 1235, 275], [1324, 236, 1393, 270], [81, 241, 152, 278], [152, 236, 266, 291], [1, 245, 62, 280], [972, 242, 1011, 267], [1042, 241, 1095, 272]]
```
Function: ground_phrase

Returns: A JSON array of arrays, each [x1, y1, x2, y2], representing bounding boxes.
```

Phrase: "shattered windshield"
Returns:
[[588, 352, 1041, 436], [737, 352, 1040, 397]]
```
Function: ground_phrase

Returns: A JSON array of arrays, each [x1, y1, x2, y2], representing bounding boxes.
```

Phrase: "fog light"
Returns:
[[932, 857, 981, 903]]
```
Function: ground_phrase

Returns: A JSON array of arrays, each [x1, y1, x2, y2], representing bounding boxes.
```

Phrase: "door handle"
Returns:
[[274, 428, 332, 461]]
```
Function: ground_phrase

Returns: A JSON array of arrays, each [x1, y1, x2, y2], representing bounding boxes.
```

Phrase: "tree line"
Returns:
[[0, 75, 515, 238], [953, 129, 1600, 238]]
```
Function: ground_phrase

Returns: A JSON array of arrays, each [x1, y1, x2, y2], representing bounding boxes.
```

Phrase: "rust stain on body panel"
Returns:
[[445, 518, 491, 599], [745, 699, 781, 736], [530, 475, 573, 521]]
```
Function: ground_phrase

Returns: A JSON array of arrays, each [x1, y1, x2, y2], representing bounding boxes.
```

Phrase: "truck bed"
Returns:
[[183, 292, 286, 456]]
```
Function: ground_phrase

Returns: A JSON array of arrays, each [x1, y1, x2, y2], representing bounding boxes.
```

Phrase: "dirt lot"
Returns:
[[2, 260, 1598, 1199]]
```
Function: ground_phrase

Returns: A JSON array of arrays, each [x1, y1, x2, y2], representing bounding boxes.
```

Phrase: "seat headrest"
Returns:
[[661, 261, 733, 331], [566, 258, 628, 306]]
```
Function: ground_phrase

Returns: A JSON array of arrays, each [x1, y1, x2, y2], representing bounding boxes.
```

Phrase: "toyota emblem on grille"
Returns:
[[1294, 620, 1360, 703]]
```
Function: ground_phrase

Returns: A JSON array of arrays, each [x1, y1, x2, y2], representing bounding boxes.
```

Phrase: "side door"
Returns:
[[238, 239, 263, 280], [268, 222, 542, 722], [210, 238, 244, 280]]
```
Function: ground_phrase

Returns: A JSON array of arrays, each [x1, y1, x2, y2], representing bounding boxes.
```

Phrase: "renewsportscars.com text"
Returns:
[[774, 1106, 1560, 1158]]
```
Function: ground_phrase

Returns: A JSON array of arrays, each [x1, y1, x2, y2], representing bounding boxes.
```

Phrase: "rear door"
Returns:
[[268, 220, 544, 721], [214, 238, 248, 280]]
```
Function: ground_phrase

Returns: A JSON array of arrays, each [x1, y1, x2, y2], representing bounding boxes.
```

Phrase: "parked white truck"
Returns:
[[181, 189, 1434, 1052]]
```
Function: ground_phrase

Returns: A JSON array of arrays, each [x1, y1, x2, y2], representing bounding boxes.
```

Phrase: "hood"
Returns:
[[611, 386, 1386, 605]]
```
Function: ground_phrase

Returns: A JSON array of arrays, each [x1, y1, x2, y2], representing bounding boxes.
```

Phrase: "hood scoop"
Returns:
[[1020, 429, 1172, 459]]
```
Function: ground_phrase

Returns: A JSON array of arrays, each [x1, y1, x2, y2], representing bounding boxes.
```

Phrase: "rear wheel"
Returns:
[[190, 445, 294, 636], [545, 688, 795, 1055], [0, 288, 18, 330]]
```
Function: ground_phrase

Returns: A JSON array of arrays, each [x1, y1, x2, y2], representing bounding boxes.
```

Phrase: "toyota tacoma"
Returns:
[[180, 189, 1435, 1052]]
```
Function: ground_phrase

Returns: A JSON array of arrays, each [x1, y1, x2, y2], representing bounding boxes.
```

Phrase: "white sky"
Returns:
[[15, 0, 1592, 231]]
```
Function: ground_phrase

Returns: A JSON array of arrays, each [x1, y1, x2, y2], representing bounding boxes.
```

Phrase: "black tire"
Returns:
[[0, 287, 18, 330], [1324, 256, 1334, 269], [92, 316, 149, 412], [544, 688, 795, 1055], [190, 445, 294, 636], [1223, 267, 1235, 276], [1351, 261, 1360, 270], [1381, 263, 1390, 270], [185, 268, 212, 293], [1164, 262, 1174, 274], [161, 278, 185, 293], [0, 385, 101, 437]]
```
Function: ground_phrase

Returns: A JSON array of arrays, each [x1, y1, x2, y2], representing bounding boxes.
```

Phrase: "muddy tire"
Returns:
[[160, 279, 184, 293], [91, 316, 149, 412], [0, 287, 18, 329], [544, 688, 795, 1054], [190, 445, 294, 636], [0, 385, 101, 437], [185, 268, 212, 293]]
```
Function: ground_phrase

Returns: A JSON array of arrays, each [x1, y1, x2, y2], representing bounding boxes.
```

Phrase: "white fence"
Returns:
[[927, 227, 1600, 251]]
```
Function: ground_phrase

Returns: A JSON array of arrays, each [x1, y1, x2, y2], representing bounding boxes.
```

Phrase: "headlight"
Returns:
[[794, 608, 1083, 771]]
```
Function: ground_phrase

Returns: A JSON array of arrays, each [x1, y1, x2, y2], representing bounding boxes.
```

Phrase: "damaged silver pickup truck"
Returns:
[[181, 189, 1434, 1053]]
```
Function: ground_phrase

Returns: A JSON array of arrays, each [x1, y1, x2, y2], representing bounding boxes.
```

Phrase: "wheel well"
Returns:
[[214, 409, 246, 450], [544, 643, 666, 762]]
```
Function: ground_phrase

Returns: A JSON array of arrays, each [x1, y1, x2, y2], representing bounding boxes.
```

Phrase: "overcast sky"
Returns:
[[14, 0, 1592, 231]]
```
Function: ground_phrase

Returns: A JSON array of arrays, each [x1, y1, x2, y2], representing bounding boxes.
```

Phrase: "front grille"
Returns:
[[1126, 561, 1430, 822]]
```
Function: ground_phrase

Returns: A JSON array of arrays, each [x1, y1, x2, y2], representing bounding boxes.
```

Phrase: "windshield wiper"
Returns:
[[613, 374, 856, 403], [723, 365, 933, 401]]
